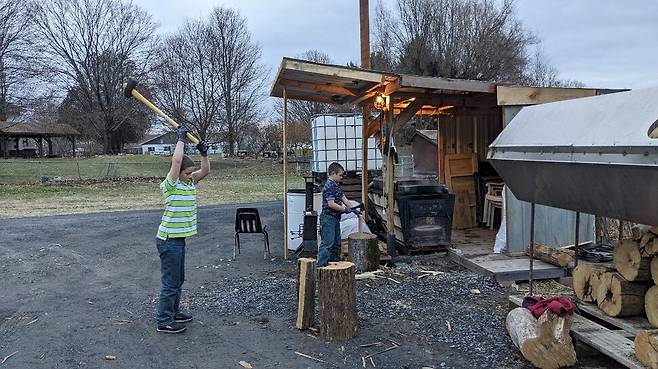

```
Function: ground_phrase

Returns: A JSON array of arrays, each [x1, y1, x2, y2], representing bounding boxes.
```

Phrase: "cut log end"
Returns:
[[635, 329, 658, 369], [614, 240, 652, 281], [651, 257, 658, 286], [572, 264, 613, 302], [596, 272, 649, 317], [320, 261, 356, 271], [646, 286, 658, 328]]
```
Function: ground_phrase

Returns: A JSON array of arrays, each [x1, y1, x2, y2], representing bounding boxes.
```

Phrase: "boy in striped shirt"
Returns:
[[155, 125, 210, 334]]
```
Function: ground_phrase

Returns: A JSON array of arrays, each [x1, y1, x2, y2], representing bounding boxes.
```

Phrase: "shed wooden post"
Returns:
[[361, 108, 369, 225], [385, 96, 396, 255], [359, 0, 370, 223], [438, 116, 446, 183], [283, 88, 289, 259]]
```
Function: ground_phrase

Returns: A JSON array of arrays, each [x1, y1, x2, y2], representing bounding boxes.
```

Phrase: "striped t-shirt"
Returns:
[[156, 174, 197, 240]]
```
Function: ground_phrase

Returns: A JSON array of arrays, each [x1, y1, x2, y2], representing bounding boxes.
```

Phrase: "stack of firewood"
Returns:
[[571, 227, 658, 368], [573, 228, 658, 319]]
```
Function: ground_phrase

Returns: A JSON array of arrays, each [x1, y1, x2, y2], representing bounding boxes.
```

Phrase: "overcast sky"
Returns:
[[134, 0, 658, 91]]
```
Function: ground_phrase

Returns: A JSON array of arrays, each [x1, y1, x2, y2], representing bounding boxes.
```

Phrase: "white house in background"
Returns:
[[140, 132, 177, 155], [196, 142, 225, 156], [134, 131, 225, 156]]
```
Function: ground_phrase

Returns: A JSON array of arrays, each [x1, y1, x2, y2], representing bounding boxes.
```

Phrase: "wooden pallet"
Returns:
[[509, 295, 644, 369], [574, 300, 654, 336]]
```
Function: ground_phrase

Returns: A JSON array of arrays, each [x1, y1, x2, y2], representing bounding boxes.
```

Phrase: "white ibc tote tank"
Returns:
[[311, 114, 382, 173], [286, 189, 322, 251]]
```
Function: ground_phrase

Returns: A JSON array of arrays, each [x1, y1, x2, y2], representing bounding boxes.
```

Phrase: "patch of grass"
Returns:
[[0, 154, 283, 183], [0, 156, 306, 218]]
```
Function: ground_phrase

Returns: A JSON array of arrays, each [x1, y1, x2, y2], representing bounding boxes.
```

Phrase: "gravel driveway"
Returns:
[[0, 202, 621, 368]]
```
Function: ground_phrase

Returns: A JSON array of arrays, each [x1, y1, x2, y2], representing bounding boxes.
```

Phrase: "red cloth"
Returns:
[[522, 296, 574, 319]]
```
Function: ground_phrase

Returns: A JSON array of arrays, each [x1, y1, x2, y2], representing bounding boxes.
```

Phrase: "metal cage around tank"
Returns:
[[310, 113, 383, 175]]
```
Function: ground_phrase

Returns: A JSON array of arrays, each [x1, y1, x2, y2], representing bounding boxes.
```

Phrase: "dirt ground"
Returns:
[[0, 202, 622, 369]]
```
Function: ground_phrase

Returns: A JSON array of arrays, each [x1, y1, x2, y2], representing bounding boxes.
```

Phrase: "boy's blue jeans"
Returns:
[[317, 213, 341, 267], [156, 237, 186, 326]]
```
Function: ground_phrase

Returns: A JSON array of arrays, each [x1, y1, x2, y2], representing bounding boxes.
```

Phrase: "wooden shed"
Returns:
[[270, 57, 606, 257]]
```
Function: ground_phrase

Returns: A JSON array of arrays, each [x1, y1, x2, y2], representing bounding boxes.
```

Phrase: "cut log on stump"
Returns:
[[614, 240, 652, 281], [342, 239, 391, 264], [636, 329, 658, 369], [646, 286, 658, 328], [572, 264, 614, 302], [528, 243, 575, 268], [318, 261, 358, 341], [347, 232, 380, 273], [596, 272, 650, 317], [296, 258, 316, 330], [505, 307, 577, 369]]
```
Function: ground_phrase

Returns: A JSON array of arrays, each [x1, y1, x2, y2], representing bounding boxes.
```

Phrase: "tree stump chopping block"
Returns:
[[347, 232, 379, 273], [317, 261, 358, 341], [296, 258, 316, 330]]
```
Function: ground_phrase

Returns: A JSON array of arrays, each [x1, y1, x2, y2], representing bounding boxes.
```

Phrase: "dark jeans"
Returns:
[[317, 213, 341, 267], [156, 237, 186, 325]]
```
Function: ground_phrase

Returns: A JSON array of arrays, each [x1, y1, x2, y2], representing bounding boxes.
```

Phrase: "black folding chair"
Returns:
[[234, 208, 270, 260]]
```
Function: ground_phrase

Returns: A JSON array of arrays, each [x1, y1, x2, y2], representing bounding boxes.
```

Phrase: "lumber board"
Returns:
[[399, 74, 495, 93], [496, 86, 597, 106], [448, 251, 565, 281], [509, 295, 644, 369]]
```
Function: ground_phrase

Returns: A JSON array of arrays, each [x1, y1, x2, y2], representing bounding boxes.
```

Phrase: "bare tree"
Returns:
[[32, 0, 157, 154], [262, 122, 283, 153], [374, 0, 583, 87], [209, 7, 267, 156], [0, 0, 38, 121], [374, 0, 534, 82], [524, 46, 584, 87], [151, 20, 224, 143], [152, 7, 267, 156], [277, 50, 334, 125]]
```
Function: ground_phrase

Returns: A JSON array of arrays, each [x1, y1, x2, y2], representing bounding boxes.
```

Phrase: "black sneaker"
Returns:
[[156, 322, 186, 334], [174, 312, 193, 323]]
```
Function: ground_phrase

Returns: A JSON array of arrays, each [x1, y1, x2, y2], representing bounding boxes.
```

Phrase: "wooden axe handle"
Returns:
[[130, 88, 200, 144]]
